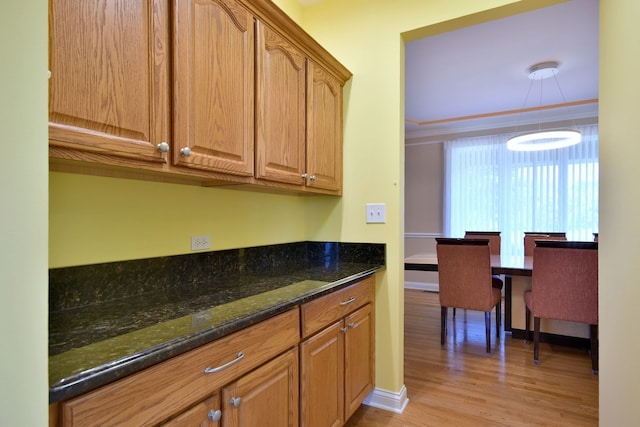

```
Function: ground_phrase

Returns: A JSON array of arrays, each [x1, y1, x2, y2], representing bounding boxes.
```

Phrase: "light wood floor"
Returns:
[[345, 289, 598, 427]]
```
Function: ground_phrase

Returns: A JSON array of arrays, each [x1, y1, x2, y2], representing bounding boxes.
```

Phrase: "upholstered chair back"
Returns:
[[524, 232, 567, 256], [531, 241, 598, 325], [436, 238, 495, 312], [464, 231, 501, 255]]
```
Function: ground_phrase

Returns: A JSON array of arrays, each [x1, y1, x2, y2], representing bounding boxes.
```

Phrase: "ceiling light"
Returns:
[[507, 61, 582, 151], [507, 130, 581, 151]]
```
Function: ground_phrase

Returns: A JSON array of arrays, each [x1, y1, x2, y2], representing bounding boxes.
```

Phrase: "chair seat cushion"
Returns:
[[492, 275, 503, 289], [491, 287, 502, 306]]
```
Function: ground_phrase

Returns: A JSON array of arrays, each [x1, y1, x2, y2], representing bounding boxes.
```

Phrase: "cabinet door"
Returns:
[[173, 0, 254, 176], [161, 394, 221, 427], [306, 61, 343, 193], [255, 21, 306, 185], [344, 304, 375, 420], [49, 0, 170, 164], [222, 348, 298, 427], [300, 321, 344, 427]]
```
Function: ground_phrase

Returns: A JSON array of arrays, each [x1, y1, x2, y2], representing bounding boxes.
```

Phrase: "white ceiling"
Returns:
[[294, 0, 599, 142], [405, 0, 599, 141]]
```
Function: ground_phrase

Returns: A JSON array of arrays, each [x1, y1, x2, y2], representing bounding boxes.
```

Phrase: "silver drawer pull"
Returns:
[[204, 352, 244, 374], [348, 322, 356, 329], [339, 297, 356, 306]]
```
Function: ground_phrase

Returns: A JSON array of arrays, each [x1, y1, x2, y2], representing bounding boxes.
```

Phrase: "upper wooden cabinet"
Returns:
[[49, 0, 351, 195], [48, 0, 170, 164], [255, 21, 306, 186], [256, 24, 343, 193], [173, 0, 255, 177], [306, 61, 343, 192]]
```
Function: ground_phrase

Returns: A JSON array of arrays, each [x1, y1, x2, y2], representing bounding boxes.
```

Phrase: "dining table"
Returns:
[[404, 253, 533, 333]]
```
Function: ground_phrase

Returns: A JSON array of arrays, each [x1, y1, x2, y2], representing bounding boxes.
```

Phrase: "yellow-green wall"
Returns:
[[4, 0, 639, 425], [599, 0, 640, 423], [49, 173, 310, 267], [0, 1, 48, 426]]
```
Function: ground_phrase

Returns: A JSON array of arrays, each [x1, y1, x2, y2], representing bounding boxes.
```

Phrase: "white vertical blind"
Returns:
[[444, 124, 599, 257]]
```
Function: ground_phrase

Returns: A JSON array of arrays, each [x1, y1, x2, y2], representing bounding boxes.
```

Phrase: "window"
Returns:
[[444, 124, 599, 257]]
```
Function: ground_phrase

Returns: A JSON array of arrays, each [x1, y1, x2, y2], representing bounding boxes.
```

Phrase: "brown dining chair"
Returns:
[[464, 231, 501, 255], [523, 232, 567, 256], [436, 238, 502, 353], [460, 231, 504, 318], [464, 231, 504, 288], [524, 240, 598, 373]]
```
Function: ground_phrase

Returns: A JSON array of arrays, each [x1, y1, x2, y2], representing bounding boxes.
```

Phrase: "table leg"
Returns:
[[505, 274, 512, 332]]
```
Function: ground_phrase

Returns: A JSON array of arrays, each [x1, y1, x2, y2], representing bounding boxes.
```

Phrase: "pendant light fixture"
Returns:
[[507, 61, 582, 151]]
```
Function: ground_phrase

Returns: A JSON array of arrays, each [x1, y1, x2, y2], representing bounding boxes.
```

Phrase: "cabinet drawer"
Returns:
[[301, 276, 374, 338], [161, 394, 220, 426], [62, 309, 300, 427]]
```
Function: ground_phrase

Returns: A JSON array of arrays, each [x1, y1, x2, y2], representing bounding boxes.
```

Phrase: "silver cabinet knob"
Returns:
[[301, 173, 308, 179], [180, 147, 192, 157], [309, 175, 316, 181], [230, 397, 242, 408], [156, 142, 169, 153], [340, 327, 348, 333], [207, 409, 222, 422], [348, 322, 356, 329]]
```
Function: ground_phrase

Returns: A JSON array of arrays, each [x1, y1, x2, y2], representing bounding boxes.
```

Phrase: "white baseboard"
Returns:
[[404, 280, 439, 292], [362, 385, 410, 414]]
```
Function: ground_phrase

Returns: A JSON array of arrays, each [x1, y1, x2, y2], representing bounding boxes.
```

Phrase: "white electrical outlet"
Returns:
[[366, 203, 386, 224], [191, 235, 211, 251]]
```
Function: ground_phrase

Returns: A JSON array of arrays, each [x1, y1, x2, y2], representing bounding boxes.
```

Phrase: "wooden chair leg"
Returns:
[[590, 324, 599, 374], [485, 311, 491, 353], [441, 307, 447, 346], [525, 306, 531, 342], [533, 317, 541, 365]]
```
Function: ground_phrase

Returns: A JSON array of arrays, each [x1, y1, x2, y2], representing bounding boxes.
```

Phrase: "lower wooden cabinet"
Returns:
[[343, 304, 375, 420], [161, 394, 221, 426], [300, 278, 376, 427], [162, 348, 298, 427], [56, 309, 299, 427], [222, 347, 298, 427], [300, 320, 345, 427]]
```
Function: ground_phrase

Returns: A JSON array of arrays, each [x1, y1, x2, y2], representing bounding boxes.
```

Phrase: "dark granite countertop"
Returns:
[[49, 242, 384, 404]]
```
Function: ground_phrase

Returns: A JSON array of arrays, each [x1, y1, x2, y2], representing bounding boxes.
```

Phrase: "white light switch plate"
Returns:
[[366, 203, 386, 224]]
